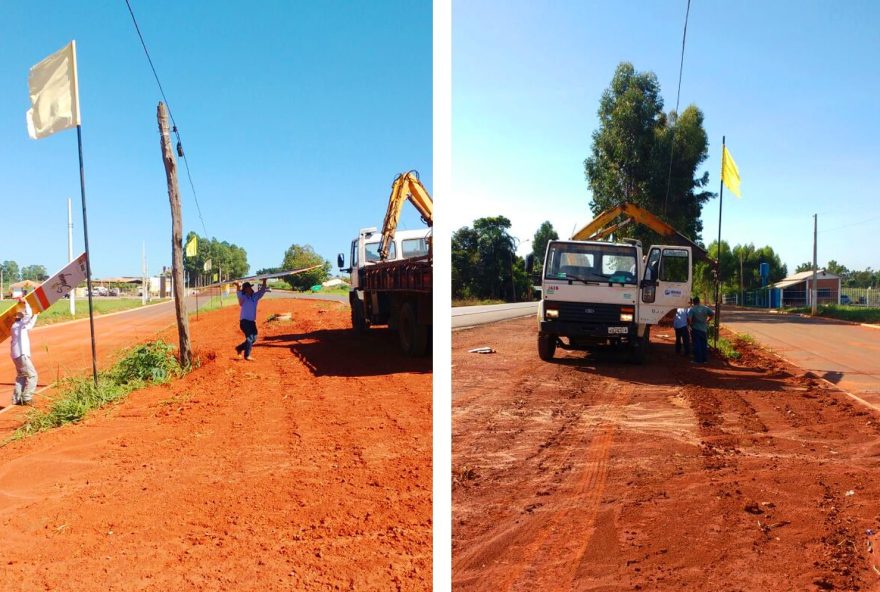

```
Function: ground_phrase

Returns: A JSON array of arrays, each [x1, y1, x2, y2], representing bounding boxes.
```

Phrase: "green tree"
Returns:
[[1, 261, 20, 284], [183, 232, 250, 284], [281, 244, 330, 291], [21, 264, 48, 281], [531, 221, 559, 272], [474, 216, 517, 301], [795, 262, 814, 273], [452, 226, 479, 299], [451, 217, 528, 302], [825, 260, 848, 278], [584, 62, 713, 247]]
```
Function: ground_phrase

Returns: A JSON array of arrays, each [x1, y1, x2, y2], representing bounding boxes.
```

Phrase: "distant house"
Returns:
[[321, 278, 349, 288], [770, 269, 841, 307]]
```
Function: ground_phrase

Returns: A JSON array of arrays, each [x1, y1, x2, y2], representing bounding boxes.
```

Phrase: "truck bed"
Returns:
[[360, 255, 432, 293]]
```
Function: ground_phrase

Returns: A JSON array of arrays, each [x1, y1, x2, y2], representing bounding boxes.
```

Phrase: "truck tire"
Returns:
[[538, 333, 556, 361], [399, 302, 427, 356], [350, 294, 367, 333], [630, 326, 650, 364]]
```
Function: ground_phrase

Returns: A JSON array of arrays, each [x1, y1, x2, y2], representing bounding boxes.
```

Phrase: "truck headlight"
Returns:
[[620, 313, 633, 322], [545, 308, 559, 319]]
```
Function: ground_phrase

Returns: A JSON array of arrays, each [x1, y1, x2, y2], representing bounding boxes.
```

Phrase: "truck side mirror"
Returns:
[[337, 253, 345, 269], [525, 254, 534, 275]]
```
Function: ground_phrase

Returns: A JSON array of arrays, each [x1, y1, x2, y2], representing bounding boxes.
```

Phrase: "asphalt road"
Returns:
[[451, 302, 538, 329], [723, 307, 880, 409]]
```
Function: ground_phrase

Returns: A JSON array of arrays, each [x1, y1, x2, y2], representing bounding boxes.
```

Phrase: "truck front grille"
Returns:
[[552, 301, 622, 324]]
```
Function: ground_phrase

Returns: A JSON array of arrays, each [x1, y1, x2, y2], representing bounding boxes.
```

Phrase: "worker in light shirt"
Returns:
[[10, 299, 39, 405], [234, 278, 268, 361], [673, 299, 692, 356]]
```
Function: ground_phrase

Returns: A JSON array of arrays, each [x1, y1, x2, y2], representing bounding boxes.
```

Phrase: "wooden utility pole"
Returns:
[[157, 102, 192, 367]]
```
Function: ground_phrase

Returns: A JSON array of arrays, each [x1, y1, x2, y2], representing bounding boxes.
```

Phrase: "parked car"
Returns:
[[108, 287, 120, 297], [840, 294, 851, 305]]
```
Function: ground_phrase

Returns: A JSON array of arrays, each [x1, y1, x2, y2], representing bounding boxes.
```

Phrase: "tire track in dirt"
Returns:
[[453, 364, 632, 592]]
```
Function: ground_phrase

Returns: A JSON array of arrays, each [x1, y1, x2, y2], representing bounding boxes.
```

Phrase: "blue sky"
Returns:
[[453, 1, 879, 273], [0, 1, 431, 279]]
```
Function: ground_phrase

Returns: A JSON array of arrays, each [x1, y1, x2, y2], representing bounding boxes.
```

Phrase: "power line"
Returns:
[[663, 0, 692, 216], [817, 214, 880, 234], [123, 0, 209, 237]]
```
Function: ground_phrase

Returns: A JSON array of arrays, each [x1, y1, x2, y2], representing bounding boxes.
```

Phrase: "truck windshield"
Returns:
[[544, 242, 638, 285]]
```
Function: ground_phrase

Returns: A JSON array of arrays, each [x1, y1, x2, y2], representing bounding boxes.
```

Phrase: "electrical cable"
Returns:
[[123, 0, 209, 237], [663, 0, 692, 217]]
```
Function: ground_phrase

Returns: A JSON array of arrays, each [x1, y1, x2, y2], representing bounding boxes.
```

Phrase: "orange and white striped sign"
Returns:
[[0, 253, 87, 343]]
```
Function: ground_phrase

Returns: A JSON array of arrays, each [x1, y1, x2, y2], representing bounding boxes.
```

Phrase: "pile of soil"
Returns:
[[0, 298, 432, 591]]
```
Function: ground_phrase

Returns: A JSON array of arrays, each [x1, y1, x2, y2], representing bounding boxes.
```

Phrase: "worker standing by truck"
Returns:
[[688, 296, 714, 364], [673, 299, 691, 356]]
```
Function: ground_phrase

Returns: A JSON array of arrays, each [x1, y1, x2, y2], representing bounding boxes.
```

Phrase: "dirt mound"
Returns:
[[0, 298, 431, 591]]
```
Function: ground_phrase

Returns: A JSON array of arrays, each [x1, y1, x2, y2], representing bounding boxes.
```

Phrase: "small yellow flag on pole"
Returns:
[[185, 236, 198, 258], [721, 145, 741, 197]]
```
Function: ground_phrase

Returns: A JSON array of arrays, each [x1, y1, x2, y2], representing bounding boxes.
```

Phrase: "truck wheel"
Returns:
[[630, 326, 650, 364], [399, 302, 427, 356], [538, 333, 557, 361], [350, 295, 367, 333]]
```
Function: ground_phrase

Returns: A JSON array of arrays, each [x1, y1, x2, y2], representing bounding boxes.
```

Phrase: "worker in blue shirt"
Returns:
[[673, 299, 691, 356], [688, 296, 715, 364], [234, 278, 268, 361]]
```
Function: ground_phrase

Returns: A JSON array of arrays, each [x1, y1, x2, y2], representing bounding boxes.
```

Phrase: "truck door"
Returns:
[[639, 246, 692, 323]]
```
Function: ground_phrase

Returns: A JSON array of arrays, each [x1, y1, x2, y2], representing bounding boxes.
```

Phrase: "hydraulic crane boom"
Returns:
[[378, 171, 434, 260], [571, 202, 710, 261]]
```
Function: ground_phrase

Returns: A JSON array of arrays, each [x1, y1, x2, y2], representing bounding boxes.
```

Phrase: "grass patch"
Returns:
[[713, 336, 741, 360], [191, 294, 237, 315], [784, 304, 880, 324], [269, 281, 349, 295], [736, 333, 756, 346], [452, 298, 506, 307], [10, 340, 185, 441], [0, 298, 166, 325]]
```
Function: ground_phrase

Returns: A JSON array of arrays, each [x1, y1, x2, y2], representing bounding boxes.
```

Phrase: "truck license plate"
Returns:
[[608, 326, 628, 334]]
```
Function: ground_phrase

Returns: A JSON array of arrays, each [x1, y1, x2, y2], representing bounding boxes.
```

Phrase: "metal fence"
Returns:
[[732, 287, 880, 309]]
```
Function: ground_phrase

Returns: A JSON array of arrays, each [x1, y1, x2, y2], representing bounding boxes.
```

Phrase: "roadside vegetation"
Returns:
[[191, 293, 237, 315], [0, 297, 167, 324], [452, 298, 506, 307], [713, 333, 755, 361], [268, 280, 348, 295], [10, 341, 184, 442], [713, 336, 741, 360], [785, 304, 880, 324]]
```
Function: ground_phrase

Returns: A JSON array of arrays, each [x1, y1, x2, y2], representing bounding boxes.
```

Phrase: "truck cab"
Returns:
[[535, 239, 692, 363], [343, 227, 431, 292], [338, 226, 432, 331]]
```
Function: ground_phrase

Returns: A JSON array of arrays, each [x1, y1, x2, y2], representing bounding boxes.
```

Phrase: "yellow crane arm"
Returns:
[[379, 171, 434, 260], [571, 202, 710, 260]]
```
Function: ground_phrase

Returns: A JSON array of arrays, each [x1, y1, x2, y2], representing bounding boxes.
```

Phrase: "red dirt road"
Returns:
[[453, 317, 880, 591], [0, 298, 431, 591]]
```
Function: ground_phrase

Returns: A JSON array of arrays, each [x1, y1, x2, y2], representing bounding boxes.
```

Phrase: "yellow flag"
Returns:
[[721, 145, 741, 197], [185, 236, 198, 258]]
